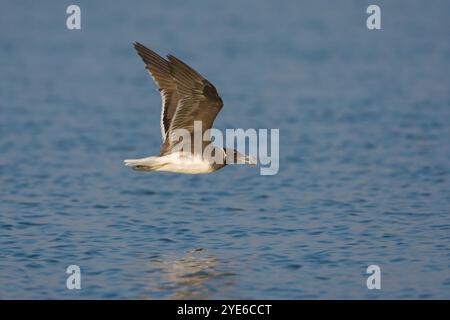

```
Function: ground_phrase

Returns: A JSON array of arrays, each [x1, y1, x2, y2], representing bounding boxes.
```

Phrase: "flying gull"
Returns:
[[124, 42, 255, 174]]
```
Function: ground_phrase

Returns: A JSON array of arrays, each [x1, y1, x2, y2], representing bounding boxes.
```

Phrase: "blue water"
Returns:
[[1, 0, 449, 299]]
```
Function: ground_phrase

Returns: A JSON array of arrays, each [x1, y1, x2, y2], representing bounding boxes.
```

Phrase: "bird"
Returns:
[[124, 42, 255, 174]]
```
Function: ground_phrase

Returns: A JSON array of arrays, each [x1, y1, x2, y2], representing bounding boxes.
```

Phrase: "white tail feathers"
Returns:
[[123, 157, 163, 171]]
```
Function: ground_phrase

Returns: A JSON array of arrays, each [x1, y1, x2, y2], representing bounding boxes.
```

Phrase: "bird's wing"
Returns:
[[134, 42, 178, 142], [163, 54, 223, 153]]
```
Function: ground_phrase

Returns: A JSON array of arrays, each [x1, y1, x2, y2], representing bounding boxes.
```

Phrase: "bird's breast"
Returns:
[[158, 153, 219, 174]]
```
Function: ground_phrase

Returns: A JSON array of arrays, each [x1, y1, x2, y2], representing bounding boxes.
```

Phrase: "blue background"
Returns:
[[0, 0, 449, 298]]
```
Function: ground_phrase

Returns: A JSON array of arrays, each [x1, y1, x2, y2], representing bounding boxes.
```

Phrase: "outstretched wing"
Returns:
[[134, 42, 178, 142], [164, 54, 223, 153]]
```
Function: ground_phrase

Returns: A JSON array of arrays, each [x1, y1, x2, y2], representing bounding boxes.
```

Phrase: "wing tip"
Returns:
[[133, 41, 147, 52]]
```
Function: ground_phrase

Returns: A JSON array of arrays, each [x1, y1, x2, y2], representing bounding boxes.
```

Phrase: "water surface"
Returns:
[[0, 0, 449, 299]]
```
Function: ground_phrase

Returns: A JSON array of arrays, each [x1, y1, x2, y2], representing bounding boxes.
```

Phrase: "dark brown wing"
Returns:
[[163, 54, 223, 154], [133, 42, 178, 141]]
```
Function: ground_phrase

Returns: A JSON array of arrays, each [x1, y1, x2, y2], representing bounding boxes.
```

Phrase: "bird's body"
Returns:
[[124, 42, 253, 174], [124, 151, 224, 174]]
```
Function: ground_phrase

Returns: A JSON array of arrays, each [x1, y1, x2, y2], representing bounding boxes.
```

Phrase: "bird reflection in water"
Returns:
[[148, 248, 235, 299]]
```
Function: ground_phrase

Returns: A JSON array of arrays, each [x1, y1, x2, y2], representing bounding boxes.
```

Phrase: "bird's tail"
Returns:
[[123, 157, 164, 171]]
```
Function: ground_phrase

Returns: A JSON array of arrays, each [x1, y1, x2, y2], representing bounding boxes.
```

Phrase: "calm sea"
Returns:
[[0, 0, 449, 299]]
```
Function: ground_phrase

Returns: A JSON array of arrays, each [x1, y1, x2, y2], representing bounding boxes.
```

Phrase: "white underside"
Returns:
[[124, 152, 216, 174]]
